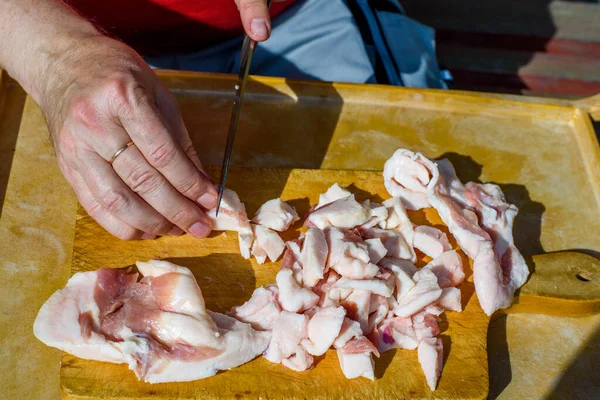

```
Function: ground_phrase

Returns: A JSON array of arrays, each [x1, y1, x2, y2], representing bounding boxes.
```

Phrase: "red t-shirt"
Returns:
[[65, 0, 296, 55]]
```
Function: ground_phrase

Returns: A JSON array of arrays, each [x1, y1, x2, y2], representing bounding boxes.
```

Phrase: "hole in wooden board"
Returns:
[[576, 270, 593, 282]]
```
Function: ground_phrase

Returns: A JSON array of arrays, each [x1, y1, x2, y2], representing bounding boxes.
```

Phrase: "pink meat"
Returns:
[[341, 336, 380, 358], [427, 159, 528, 315], [383, 149, 437, 210], [418, 337, 444, 391], [412, 308, 441, 340], [393, 269, 442, 318], [340, 290, 371, 334], [361, 227, 416, 263], [282, 345, 314, 372], [436, 287, 462, 312], [413, 225, 452, 259], [229, 285, 281, 331], [333, 318, 363, 349], [372, 317, 419, 353], [413, 250, 465, 289], [301, 306, 346, 356]]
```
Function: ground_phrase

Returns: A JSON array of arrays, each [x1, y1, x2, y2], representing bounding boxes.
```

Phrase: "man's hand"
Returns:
[[42, 35, 217, 240], [235, 0, 288, 41], [0, 0, 217, 240]]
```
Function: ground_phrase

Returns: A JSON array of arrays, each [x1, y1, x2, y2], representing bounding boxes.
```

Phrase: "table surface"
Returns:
[[0, 79, 599, 400]]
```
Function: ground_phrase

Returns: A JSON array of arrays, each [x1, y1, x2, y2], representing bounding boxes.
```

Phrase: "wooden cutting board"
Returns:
[[62, 167, 600, 400]]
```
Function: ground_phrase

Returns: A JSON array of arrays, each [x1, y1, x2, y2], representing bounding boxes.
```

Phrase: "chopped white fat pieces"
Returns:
[[37, 148, 526, 391], [252, 198, 300, 232]]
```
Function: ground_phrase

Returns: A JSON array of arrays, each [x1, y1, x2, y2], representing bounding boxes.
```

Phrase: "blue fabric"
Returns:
[[146, 0, 376, 84], [145, 0, 446, 88], [352, 0, 401, 86], [347, 0, 447, 88], [376, 11, 446, 88]]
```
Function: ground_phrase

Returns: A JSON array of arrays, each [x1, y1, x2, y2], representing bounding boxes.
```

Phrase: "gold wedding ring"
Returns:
[[109, 141, 135, 165]]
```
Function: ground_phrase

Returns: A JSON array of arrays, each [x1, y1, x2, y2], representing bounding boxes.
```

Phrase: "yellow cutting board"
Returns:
[[62, 167, 600, 400]]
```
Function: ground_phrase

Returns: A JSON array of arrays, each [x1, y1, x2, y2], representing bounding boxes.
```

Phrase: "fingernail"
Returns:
[[198, 192, 218, 209], [141, 233, 157, 240], [251, 19, 269, 39], [167, 226, 184, 236], [189, 222, 211, 238]]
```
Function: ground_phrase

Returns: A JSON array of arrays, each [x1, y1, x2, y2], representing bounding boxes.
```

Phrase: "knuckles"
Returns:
[[146, 141, 178, 169], [98, 188, 131, 214], [125, 165, 163, 196]]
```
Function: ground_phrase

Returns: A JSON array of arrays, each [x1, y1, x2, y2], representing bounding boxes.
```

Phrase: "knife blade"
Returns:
[[215, 2, 272, 216]]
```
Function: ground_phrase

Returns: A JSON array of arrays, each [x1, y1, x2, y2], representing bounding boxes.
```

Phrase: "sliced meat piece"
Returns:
[[282, 345, 314, 372], [206, 188, 252, 233], [464, 181, 529, 312], [120, 312, 270, 383], [333, 278, 393, 298], [412, 309, 441, 340], [413, 226, 452, 259], [380, 197, 415, 248], [301, 227, 329, 287], [327, 286, 353, 303], [33, 271, 127, 364], [427, 159, 528, 315], [99, 264, 268, 383], [364, 238, 388, 264], [332, 260, 380, 280], [436, 287, 462, 312], [316, 183, 352, 209], [336, 337, 378, 381], [251, 224, 285, 264], [333, 318, 363, 349], [288, 239, 304, 259], [340, 290, 371, 334], [373, 316, 419, 352], [326, 228, 379, 279], [393, 269, 442, 318], [341, 336, 380, 358], [360, 200, 389, 229], [301, 306, 346, 356], [281, 239, 304, 285], [361, 227, 416, 263], [251, 198, 300, 232], [418, 337, 444, 391], [276, 269, 319, 313], [379, 257, 417, 300], [36, 263, 271, 383], [313, 270, 341, 307], [383, 149, 437, 210], [206, 188, 254, 259], [306, 195, 370, 229], [413, 250, 465, 289], [134, 259, 218, 329], [264, 311, 309, 364], [367, 294, 390, 334], [238, 233, 254, 260], [229, 285, 281, 331]]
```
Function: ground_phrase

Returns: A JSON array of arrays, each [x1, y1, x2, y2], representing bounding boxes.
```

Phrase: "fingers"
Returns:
[[154, 84, 213, 178], [61, 163, 148, 241], [76, 149, 178, 237], [118, 89, 218, 210], [235, 0, 272, 41], [111, 144, 213, 238]]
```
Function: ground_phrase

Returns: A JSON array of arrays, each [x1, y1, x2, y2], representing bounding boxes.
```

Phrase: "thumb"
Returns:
[[235, 0, 272, 42]]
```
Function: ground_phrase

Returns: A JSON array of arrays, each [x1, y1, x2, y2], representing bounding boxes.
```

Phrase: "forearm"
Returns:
[[0, 0, 99, 103]]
